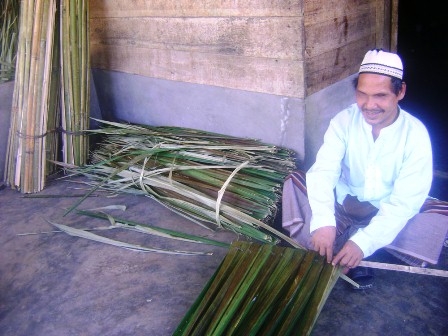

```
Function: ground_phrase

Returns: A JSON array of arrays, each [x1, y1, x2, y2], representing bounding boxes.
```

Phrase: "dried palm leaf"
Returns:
[[63, 120, 302, 248], [75, 209, 230, 248], [48, 220, 212, 256]]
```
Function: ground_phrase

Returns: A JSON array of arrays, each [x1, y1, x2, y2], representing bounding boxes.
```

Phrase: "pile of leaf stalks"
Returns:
[[63, 119, 302, 248]]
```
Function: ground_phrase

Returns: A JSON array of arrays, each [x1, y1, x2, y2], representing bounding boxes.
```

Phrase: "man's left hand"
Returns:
[[332, 240, 364, 269]]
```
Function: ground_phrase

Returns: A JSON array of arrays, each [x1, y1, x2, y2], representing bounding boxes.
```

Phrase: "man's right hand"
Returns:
[[311, 226, 336, 263]]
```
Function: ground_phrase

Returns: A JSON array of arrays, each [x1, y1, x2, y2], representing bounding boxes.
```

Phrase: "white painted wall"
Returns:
[[304, 74, 357, 168]]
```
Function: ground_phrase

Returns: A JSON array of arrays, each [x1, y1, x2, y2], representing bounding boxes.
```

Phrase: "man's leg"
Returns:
[[281, 171, 313, 249], [334, 195, 378, 253], [334, 196, 378, 289], [383, 197, 448, 267]]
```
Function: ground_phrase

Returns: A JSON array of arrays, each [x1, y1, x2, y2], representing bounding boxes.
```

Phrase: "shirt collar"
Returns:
[[380, 106, 403, 136], [360, 105, 403, 136]]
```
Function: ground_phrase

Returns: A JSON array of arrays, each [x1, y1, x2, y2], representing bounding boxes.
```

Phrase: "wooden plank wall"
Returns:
[[303, 0, 386, 96], [89, 1, 306, 98], [89, 0, 393, 99]]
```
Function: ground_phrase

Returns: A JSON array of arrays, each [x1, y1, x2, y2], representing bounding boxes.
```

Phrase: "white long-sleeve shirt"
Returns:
[[306, 103, 432, 257]]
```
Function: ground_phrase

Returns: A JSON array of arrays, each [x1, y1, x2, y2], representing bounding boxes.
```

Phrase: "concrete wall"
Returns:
[[92, 69, 306, 164], [0, 81, 14, 181], [304, 74, 357, 168]]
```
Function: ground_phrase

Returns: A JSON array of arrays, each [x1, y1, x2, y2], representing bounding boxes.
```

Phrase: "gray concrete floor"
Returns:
[[0, 176, 447, 336]]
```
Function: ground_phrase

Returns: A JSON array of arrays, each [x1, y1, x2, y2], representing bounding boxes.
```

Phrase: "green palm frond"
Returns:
[[48, 220, 212, 256], [173, 241, 340, 335], [64, 120, 302, 248]]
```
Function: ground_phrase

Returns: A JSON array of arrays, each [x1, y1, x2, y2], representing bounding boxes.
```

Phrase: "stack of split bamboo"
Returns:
[[174, 241, 340, 336], [60, 0, 89, 166], [65, 120, 300, 246], [5, 0, 58, 193], [4, 0, 89, 193]]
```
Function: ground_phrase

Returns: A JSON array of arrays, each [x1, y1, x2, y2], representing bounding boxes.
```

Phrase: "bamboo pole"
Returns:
[[60, 0, 72, 163], [81, 0, 90, 156], [359, 261, 448, 278], [15, 0, 33, 188], [46, 2, 60, 176], [22, 0, 44, 191], [38, 0, 57, 186], [33, 0, 50, 190], [69, 0, 80, 164], [4, 0, 26, 184]]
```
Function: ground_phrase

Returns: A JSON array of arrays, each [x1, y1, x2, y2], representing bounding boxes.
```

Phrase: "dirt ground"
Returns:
[[0, 176, 447, 335]]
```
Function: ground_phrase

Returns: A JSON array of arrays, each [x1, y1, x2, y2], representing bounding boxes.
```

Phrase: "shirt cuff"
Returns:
[[349, 230, 374, 258], [309, 214, 336, 234]]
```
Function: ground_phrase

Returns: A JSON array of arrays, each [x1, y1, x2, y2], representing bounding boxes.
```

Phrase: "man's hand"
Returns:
[[332, 240, 364, 268], [311, 226, 336, 263]]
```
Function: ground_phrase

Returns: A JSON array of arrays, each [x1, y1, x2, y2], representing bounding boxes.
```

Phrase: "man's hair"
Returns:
[[353, 75, 403, 95]]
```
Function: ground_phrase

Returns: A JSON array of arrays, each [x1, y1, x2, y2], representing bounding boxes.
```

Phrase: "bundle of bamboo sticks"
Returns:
[[4, 0, 89, 193], [5, 0, 58, 193], [60, 0, 89, 166]]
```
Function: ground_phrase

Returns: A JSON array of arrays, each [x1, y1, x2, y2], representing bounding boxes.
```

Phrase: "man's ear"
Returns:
[[398, 82, 406, 101]]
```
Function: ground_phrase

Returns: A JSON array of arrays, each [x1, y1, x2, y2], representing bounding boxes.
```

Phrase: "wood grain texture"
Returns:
[[90, 44, 305, 97], [390, 0, 398, 52], [90, 17, 303, 60], [375, 0, 392, 50], [305, 36, 375, 95], [304, 11, 376, 58], [304, 0, 374, 25], [90, 0, 304, 18]]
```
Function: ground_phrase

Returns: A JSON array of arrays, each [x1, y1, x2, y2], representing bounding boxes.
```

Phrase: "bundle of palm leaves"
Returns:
[[174, 241, 340, 335], [66, 119, 301, 247]]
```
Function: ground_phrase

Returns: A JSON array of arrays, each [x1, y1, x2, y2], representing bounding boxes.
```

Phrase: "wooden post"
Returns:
[[390, 0, 399, 52]]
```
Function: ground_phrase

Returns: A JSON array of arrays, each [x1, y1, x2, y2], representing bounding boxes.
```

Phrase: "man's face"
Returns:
[[355, 73, 406, 132]]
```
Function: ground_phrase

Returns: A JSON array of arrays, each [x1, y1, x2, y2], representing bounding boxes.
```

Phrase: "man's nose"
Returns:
[[363, 96, 376, 110]]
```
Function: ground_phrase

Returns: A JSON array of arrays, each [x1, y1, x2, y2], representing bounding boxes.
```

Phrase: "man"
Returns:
[[283, 49, 436, 288]]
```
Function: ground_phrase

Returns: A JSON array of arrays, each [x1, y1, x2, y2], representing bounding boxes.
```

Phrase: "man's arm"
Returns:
[[307, 112, 349, 261]]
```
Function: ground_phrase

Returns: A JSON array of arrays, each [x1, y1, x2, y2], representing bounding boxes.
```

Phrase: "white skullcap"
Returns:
[[359, 49, 403, 80]]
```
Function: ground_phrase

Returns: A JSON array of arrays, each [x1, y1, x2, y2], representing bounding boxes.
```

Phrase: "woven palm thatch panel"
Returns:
[[174, 241, 339, 336]]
